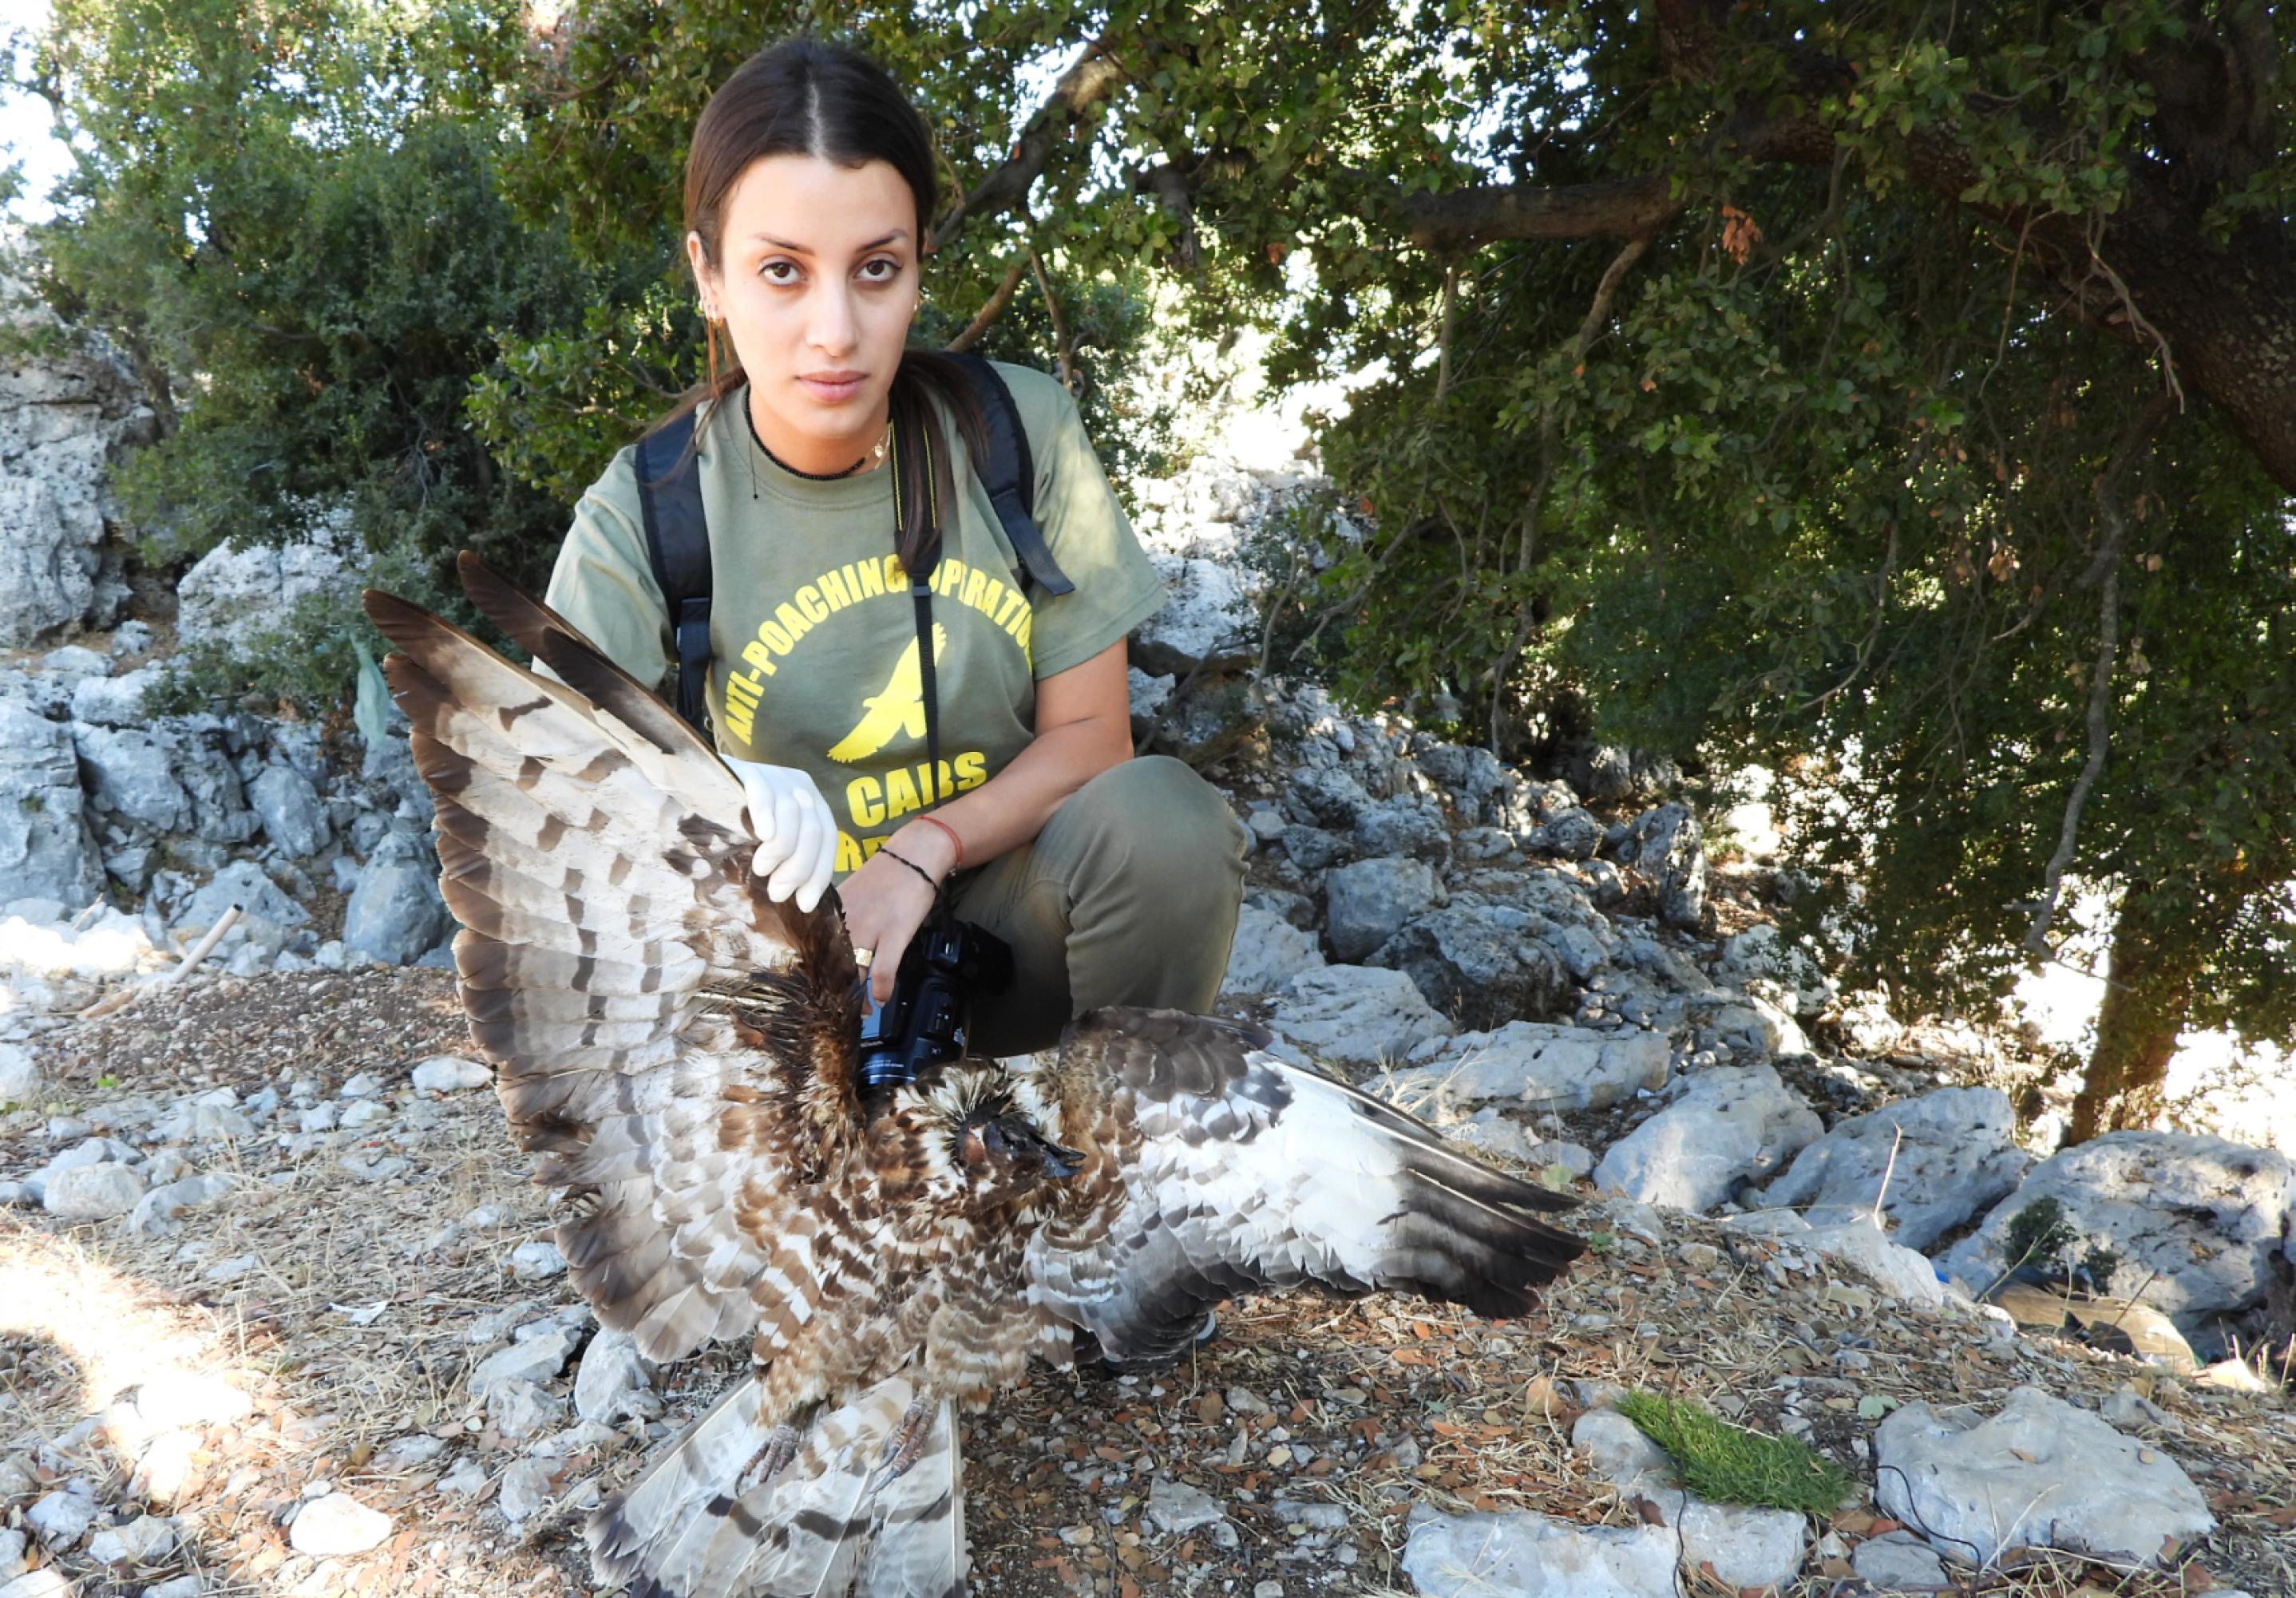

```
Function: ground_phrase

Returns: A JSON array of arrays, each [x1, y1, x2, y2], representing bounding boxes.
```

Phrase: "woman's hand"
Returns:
[[837, 823, 960, 1003], [722, 756, 837, 911]]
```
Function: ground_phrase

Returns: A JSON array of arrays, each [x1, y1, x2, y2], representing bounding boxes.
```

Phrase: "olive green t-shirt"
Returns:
[[542, 361, 1167, 877]]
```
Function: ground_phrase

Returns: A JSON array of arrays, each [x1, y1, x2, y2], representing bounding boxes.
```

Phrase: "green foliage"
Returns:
[[1613, 1390, 1854, 1515], [2000, 1197, 2122, 1294], [10, 0, 2293, 1107]]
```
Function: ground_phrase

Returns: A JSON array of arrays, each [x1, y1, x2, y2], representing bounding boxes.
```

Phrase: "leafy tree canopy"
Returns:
[[9, 0, 2291, 1137]]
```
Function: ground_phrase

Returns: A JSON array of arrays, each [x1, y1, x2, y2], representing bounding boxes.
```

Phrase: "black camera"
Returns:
[[855, 912, 1015, 1092]]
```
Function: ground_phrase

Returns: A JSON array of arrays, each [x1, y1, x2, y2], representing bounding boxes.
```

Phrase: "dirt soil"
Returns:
[[3, 968, 2292, 1598]]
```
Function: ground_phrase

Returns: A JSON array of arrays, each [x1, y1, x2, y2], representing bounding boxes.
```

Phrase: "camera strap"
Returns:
[[890, 416, 947, 821]]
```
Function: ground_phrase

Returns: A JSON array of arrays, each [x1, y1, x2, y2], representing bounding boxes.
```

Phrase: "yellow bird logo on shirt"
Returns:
[[827, 624, 950, 763]]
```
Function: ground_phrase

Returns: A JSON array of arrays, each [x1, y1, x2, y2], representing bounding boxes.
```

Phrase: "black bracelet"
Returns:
[[877, 846, 940, 892]]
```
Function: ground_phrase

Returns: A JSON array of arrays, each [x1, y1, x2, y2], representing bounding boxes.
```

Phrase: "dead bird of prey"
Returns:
[[361, 555, 1585, 1598]]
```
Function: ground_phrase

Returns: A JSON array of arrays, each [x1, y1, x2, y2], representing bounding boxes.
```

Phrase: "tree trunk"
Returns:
[[2067, 892, 2199, 1144]]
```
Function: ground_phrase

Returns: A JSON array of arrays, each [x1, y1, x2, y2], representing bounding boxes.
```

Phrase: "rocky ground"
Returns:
[[2, 955, 2293, 1598]]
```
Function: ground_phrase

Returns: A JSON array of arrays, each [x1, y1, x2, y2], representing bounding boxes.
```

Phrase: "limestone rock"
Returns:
[[0, 704, 101, 907], [247, 762, 331, 857], [1937, 1132, 2296, 1346], [1269, 964, 1454, 1067], [1798, 1220, 1948, 1307], [1874, 1386, 2212, 1567], [1323, 856, 1442, 963], [1402, 1505, 1676, 1598], [73, 724, 192, 833], [1218, 904, 1325, 998], [25, 1485, 96, 1547], [1350, 796, 1449, 861], [1132, 554, 1252, 674], [341, 828, 449, 964], [1613, 801, 1707, 930], [1757, 1087, 2032, 1252], [1851, 1531, 1951, 1591], [175, 515, 356, 651], [469, 1327, 578, 1398], [1528, 805, 1602, 861], [67, 664, 168, 728], [509, 1240, 568, 1280], [1371, 903, 1574, 1031], [1395, 1022, 1670, 1113], [1593, 1065, 1822, 1212]]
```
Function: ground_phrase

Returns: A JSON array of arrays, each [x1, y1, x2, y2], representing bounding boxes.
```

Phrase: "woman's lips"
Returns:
[[799, 374, 866, 404]]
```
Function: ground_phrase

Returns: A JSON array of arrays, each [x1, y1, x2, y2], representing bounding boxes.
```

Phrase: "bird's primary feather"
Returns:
[[365, 557, 1583, 1598]]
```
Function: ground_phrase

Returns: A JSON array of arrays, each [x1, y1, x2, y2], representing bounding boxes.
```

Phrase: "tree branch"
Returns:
[[928, 38, 1124, 255], [1027, 248, 1078, 393], [944, 258, 1027, 353], [2023, 394, 2174, 955], [1399, 175, 1680, 252]]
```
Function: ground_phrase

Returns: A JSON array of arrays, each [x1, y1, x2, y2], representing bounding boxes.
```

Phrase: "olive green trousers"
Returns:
[[950, 755, 1247, 1056]]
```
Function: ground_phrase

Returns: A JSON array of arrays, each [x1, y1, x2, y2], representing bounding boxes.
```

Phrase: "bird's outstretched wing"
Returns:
[[363, 559, 865, 1363], [1031, 1008, 1584, 1368]]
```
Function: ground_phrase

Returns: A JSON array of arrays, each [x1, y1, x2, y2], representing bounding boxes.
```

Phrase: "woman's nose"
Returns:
[[808, 283, 859, 356]]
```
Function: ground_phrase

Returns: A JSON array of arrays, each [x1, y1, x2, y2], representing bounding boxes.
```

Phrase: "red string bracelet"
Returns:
[[916, 813, 965, 868]]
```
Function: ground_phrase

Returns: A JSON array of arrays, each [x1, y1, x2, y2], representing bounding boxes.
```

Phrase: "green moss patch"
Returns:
[[1613, 1390, 1855, 1515]]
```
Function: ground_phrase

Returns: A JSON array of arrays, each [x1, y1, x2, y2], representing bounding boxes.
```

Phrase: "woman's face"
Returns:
[[690, 153, 921, 474]]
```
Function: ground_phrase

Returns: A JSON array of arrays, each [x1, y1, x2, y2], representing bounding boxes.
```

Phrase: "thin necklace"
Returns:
[[744, 400, 893, 497]]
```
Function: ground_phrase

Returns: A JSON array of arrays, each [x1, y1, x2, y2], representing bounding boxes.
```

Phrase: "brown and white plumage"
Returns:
[[363, 558, 1582, 1598]]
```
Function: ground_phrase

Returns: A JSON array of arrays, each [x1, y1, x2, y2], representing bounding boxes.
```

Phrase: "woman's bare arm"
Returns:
[[837, 638, 1134, 999]]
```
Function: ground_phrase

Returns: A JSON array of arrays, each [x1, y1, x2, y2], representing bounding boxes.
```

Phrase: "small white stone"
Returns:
[[488, 1378, 564, 1441], [338, 1099, 391, 1129], [497, 1458, 561, 1522], [509, 1240, 567, 1280], [469, 1327, 578, 1398], [26, 1487, 97, 1546], [574, 1328, 653, 1424], [0, 1568, 73, 1598], [410, 1054, 490, 1093], [85, 1512, 176, 1565], [143, 1577, 207, 1598], [1144, 1475, 1225, 1537], [437, 1458, 490, 1496], [42, 1161, 146, 1220], [0, 1043, 41, 1104], [338, 1071, 386, 1098], [288, 1492, 390, 1557]]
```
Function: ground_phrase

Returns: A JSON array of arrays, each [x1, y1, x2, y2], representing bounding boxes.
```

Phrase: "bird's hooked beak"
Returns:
[[983, 1111, 1084, 1182], [1036, 1137, 1085, 1181]]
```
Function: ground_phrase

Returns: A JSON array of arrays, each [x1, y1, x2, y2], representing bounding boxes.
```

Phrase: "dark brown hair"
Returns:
[[650, 37, 981, 574]]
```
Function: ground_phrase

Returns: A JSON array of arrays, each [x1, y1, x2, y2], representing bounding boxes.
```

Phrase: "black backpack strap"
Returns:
[[632, 408, 714, 734], [947, 353, 1075, 597]]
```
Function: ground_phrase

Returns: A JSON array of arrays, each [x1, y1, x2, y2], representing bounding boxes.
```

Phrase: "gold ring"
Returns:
[[853, 947, 875, 967]]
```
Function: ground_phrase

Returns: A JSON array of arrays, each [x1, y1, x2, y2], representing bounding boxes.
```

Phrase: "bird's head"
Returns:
[[915, 1067, 1083, 1209]]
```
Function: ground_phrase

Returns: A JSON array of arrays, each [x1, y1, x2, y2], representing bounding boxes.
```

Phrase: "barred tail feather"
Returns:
[[590, 1375, 778, 1595], [589, 1376, 968, 1598]]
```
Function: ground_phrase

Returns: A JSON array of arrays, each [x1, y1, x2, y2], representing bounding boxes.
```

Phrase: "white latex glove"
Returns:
[[721, 756, 838, 912]]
